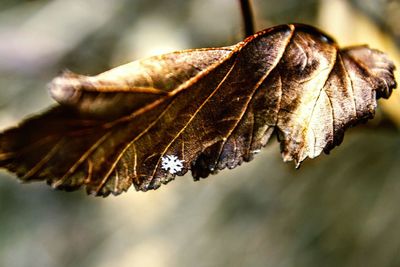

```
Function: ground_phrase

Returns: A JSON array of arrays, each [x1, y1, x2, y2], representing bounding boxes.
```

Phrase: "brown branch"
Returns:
[[239, 0, 255, 37]]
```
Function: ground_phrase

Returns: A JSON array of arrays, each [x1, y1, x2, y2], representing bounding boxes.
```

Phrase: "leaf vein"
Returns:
[[147, 58, 239, 185]]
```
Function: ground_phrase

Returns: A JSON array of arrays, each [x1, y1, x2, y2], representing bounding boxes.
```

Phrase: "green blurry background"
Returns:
[[0, 0, 400, 266]]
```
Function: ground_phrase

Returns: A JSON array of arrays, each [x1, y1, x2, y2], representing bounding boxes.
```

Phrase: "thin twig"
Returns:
[[239, 0, 255, 37]]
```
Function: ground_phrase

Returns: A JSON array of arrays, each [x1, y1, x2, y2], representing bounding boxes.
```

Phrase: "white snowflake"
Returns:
[[161, 155, 184, 174]]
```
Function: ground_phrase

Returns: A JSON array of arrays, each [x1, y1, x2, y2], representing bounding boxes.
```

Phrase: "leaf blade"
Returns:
[[0, 24, 396, 196]]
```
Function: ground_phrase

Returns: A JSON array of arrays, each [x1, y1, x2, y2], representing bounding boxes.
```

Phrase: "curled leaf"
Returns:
[[0, 24, 396, 196]]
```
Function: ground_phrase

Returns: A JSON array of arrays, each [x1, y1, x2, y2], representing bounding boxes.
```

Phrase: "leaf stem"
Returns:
[[239, 0, 255, 37]]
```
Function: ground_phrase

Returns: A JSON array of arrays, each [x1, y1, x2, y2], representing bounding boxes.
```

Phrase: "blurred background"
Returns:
[[0, 0, 400, 266]]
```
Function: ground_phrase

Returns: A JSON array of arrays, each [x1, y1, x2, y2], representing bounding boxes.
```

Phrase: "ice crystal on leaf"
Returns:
[[161, 155, 184, 174]]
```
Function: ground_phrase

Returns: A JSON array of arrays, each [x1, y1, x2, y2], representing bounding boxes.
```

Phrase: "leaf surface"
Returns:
[[0, 24, 396, 196]]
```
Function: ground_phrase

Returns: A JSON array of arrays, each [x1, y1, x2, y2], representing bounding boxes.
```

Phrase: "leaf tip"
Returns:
[[48, 70, 83, 105]]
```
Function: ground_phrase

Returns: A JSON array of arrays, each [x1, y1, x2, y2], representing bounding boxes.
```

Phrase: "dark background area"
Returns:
[[0, 1, 399, 266]]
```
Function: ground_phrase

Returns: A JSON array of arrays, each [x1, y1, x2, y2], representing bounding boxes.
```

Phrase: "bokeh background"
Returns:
[[1, 0, 400, 266]]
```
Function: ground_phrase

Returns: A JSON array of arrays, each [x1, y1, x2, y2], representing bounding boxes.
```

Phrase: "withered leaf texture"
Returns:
[[0, 24, 396, 196]]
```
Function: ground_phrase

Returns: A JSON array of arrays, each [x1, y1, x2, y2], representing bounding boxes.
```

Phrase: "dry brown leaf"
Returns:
[[0, 24, 396, 196]]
